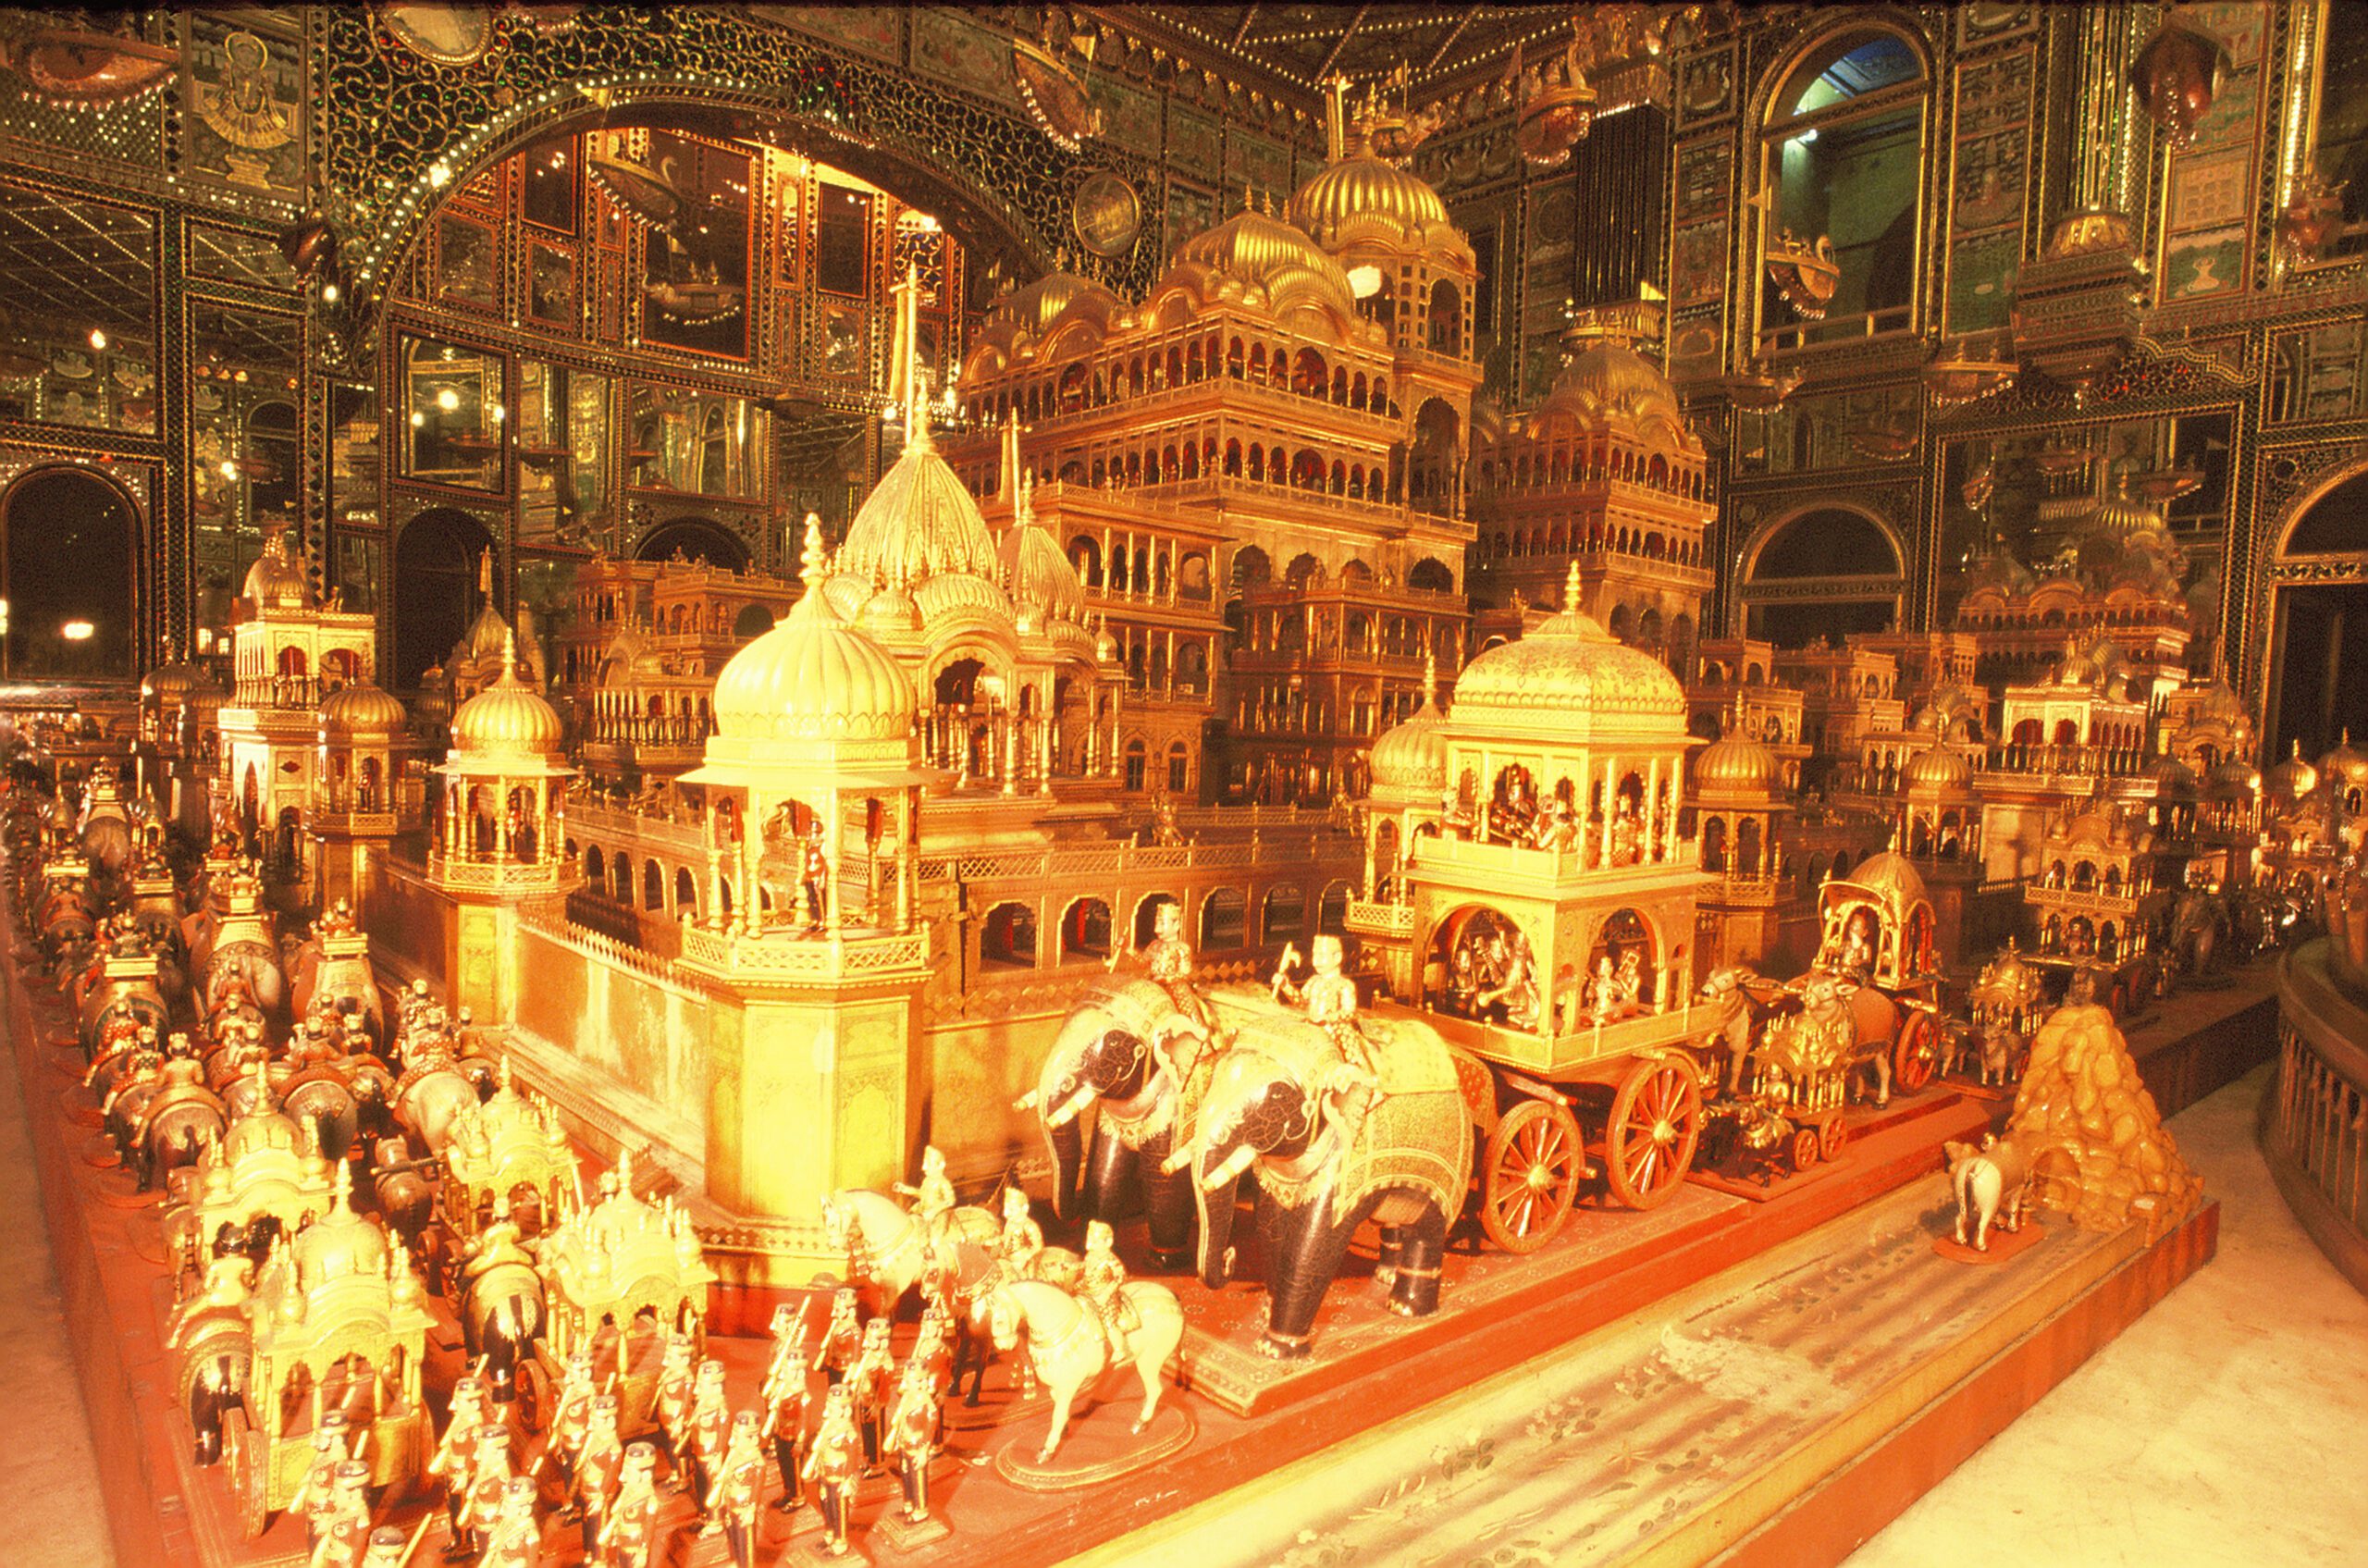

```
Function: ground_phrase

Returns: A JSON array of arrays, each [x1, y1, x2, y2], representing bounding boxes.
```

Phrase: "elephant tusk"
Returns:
[[1013, 1090, 1040, 1113], [1201, 1144, 1257, 1191], [1047, 1082, 1097, 1128], [1157, 1146, 1193, 1178]]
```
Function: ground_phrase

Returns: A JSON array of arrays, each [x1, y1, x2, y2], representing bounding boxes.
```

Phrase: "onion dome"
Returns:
[[857, 579, 923, 636], [2318, 730, 2368, 791], [2059, 808, 2115, 850], [711, 519, 915, 742], [290, 1164, 388, 1283], [1168, 204, 1360, 316], [241, 527, 314, 611], [449, 632, 563, 756], [999, 475, 1085, 625], [1539, 339, 1684, 430], [413, 666, 452, 726], [836, 414, 1000, 586], [1694, 699, 1781, 796], [142, 638, 217, 708], [913, 571, 1014, 627], [1842, 846, 1930, 915], [451, 551, 511, 666], [1452, 563, 1687, 729], [2205, 758, 2260, 799], [2266, 739, 2319, 802], [1368, 656, 1449, 795], [1962, 548, 2036, 599], [319, 680, 408, 738], [1903, 743, 1974, 792], [220, 1066, 306, 1166], [1288, 148, 1474, 270]]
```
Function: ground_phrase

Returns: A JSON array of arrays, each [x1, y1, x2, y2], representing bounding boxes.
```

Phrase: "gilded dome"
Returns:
[[413, 666, 452, 726], [142, 644, 218, 708], [912, 570, 1014, 628], [999, 481, 1085, 624], [2150, 753, 2200, 796], [2204, 758, 2259, 799], [290, 1167, 388, 1283], [1840, 848, 1930, 918], [220, 1069, 306, 1166], [2318, 731, 2368, 789], [837, 426, 1001, 586], [857, 580, 923, 636], [1288, 153, 1473, 268], [241, 529, 314, 611], [1368, 665, 1448, 794], [1694, 722, 1781, 795], [711, 520, 916, 743], [449, 633, 563, 756], [2266, 739, 2319, 801], [1451, 564, 1686, 724], [982, 270, 1123, 338], [1539, 340, 1684, 431], [1902, 744, 1973, 792], [319, 680, 408, 738], [1167, 206, 1359, 317]]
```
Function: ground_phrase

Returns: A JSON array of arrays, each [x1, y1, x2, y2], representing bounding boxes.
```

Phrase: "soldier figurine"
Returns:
[[475, 1475, 538, 1568], [813, 1288, 861, 1386], [597, 1442, 661, 1568], [544, 1350, 598, 1486], [1077, 1220, 1139, 1340], [762, 1312, 814, 1515], [881, 1359, 944, 1526], [462, 1425, 514, 1562], [569, 1394, 624, 1559], [358, 1526, 411, 1568], [291, 1412, 361, 1554], [701, 1412, 764, 1568], [848, 1316, 895, 1469], [429, 1377, 492, 1560], [307, 1459, 375, 1568], [678, 1358, 731, 1506], [651, 1334, 696, 1459], [801, 1385, 863, 1559]]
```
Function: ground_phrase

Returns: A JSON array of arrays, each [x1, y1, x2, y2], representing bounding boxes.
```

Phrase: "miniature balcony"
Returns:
[[677, 922, 931, 984]]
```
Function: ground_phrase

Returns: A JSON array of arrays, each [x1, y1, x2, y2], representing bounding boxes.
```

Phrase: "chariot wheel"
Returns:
[[1478, 1097, 1585, 1253], [1819, 1115, 1849, 1163], [220, 1406, 269, 1540], [515, 1356, 552, 1434], [1602, 1056, 1702, 1210], [1891, 1010, 1941, 1094], [1789, 1127, 1820, 1173]]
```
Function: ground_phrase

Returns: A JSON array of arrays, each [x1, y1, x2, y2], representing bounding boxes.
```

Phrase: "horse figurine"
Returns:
[[822, 1188, 1001, 1313], [981, 1278, 1183, 1463]]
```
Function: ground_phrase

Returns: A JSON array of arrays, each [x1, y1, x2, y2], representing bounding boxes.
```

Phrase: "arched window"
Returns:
[[1200, 887, 1246, 949], [1, 469, 141, 679], [1060, 897, 1113, 963], [1261, 883, 1307, 944], [1166, 740, 1189, 794], [644, 860, 665, 910], [1124, 738, 1147, 792], [1760, 26, 1928, 349], [981, 901, 1037, 967]]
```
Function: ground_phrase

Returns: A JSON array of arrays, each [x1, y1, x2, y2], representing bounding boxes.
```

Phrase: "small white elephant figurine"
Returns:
[[1943, 1133, 2032, 1252]]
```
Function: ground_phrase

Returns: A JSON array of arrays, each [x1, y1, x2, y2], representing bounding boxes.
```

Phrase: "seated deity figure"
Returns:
[[1487, 774, 1538, 846]]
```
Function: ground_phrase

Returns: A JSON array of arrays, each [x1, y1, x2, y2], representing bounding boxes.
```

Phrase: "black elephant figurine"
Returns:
[[1164, 997, 1473, 1359], [1022, 977, 1213, 1269]]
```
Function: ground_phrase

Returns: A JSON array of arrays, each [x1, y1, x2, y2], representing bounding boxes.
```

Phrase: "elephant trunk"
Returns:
[[1043, 1112, 1086, 1223]]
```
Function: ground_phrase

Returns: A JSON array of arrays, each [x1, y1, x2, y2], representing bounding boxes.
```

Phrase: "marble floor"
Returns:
[[0, 1061, 2360, 1568]]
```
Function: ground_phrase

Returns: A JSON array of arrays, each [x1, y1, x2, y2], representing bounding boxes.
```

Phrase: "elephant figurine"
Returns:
[[1022, 977, 1214, 1269], [1944, 1133, 2032, 1252], [1164, 992, 1472, 1359]]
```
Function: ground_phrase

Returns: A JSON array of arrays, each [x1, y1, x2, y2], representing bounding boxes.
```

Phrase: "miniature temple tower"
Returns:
[[313, 677, 418, 910]]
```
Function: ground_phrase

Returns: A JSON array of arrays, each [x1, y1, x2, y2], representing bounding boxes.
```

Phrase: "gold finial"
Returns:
[[476, 549, 493, 597], [1563, 560, 1584, 611], [799, 514, 829, 587], [887, 260, 929, 449], [1002, 409, 1025, 505], [1321, 72, 1352, 163], [1729, 690, 1747, 736], [1423, 648, 1437, 702], [500, 627, 518, 680], [329, 1156, 353, 1213]]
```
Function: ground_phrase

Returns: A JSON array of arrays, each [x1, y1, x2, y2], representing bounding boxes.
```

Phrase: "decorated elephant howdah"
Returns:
[[1166, 984, 1474, 1358]]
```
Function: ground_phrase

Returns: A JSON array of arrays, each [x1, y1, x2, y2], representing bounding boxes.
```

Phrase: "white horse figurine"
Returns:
[[823, 1188, 1000, 1307], [983, 1278, 1183, 1463]]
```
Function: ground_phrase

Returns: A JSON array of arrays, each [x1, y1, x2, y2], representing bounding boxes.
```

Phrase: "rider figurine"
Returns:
[[1077, 1220, 1139, 1340], [993, 1185, 1044, 1282], [894, 1144, 957, 1267], [1272, 934, 1378, 1078]]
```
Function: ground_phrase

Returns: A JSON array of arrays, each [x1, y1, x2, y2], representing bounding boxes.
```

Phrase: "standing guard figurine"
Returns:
[[848, 1316, 896, 1469], [430, 1377, 493, 1561], [598, 1442, 662, 1568], [813, 1289, 861, 1386], [701, 1411, 764, 1568], [799, 820, 831, 932], [882, 1358, 944, 1528], [569, 1393, 623, 1559], [307, 1459, 375, 1568], [290, 1410, 360, 1554], [475, 1475, 538, 1568], [763, 1309, 814, 1514], [545, 1350, 597, 1486], [801, 1385, 863, 1559], [679, 1357, 731, 1508], [651, 1334, 696, 1461], [462, 1425, 514, 1563], [359, 1525, 411, 1568]]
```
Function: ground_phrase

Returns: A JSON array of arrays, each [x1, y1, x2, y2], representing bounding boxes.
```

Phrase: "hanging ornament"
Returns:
[[1013, 32, 1104, 154], [2128, 18, 2229, 150]]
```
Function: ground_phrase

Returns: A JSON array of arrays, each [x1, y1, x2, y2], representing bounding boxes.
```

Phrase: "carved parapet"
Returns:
[[677, 923, 932, 987]]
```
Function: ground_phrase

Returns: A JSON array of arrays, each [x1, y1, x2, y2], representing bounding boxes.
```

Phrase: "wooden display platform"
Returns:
[[7, 910, 2272, 1568]]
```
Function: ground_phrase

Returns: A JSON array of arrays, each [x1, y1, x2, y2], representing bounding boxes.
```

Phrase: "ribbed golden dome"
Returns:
[[2318, 731, 2368, 789], [221, 1070, 305, 1166], [1540, 340, 1684, 429], [318, 680, 408, 737], [413, 665, 452, 725], [712, 521, 916, 743], [999, 483, 1085, 625], [1452, 564, 1686, 722], [983, 270, 1123, 338], [856, 580, 923, 636], [913, 570, 1014, 627], [1289, 154, 1472, 268], [2204, 758, 2259, 799], [1169, 207, 1359, 315], [1840, 848, 1930, 918], [2266, 740, 2318, 801], [2150, 753, 2199, 796], [449, 633, 563, 756], [290, 1167, 388, 1283], [1368, 664, 1448, 794], [1695, 729, 1782, 794], [837, 426, 1001, 585], [1902, 744, 1973, 791], [142, 645, 217, 708], [241, 529, 314, 611]]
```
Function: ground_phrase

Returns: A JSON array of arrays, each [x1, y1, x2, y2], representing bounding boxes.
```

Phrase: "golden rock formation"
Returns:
[[2006, 1003, 2201, 1234]]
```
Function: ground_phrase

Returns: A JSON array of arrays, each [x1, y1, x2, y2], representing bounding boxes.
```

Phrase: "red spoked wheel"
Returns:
[[1819, 1115, 1849, 1163], [1603, 1056, 1703, 1210], [1892, 1010, 1942, 1094], [1789, 1127, 1821, 1173], [1478, 1097, 1585, 1254]]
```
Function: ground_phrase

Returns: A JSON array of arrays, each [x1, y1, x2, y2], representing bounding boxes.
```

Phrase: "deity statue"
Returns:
[[1488, 773, 1538, 845]]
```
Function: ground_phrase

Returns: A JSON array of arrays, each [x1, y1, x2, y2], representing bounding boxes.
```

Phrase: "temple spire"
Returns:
[[1001, 410, 1023, 505], [886, 260, 929, 451]]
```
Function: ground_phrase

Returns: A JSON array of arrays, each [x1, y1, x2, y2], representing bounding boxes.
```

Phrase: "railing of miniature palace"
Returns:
[[914, 830, 1334, 889], [569, 798, 717, 858], [232, 674, 325, 710], [1411, 833, 1700, 877], [1344, 899, 1415, 938], [1974, 743, 2157, 779], [677, 923, 931, 981], [427, 855, 567, 890], [2266, 938, 2368, 1296]]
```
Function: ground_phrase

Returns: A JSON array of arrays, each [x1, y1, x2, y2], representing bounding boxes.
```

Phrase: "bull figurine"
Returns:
[[1943, 1133, 2032, 1252]]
